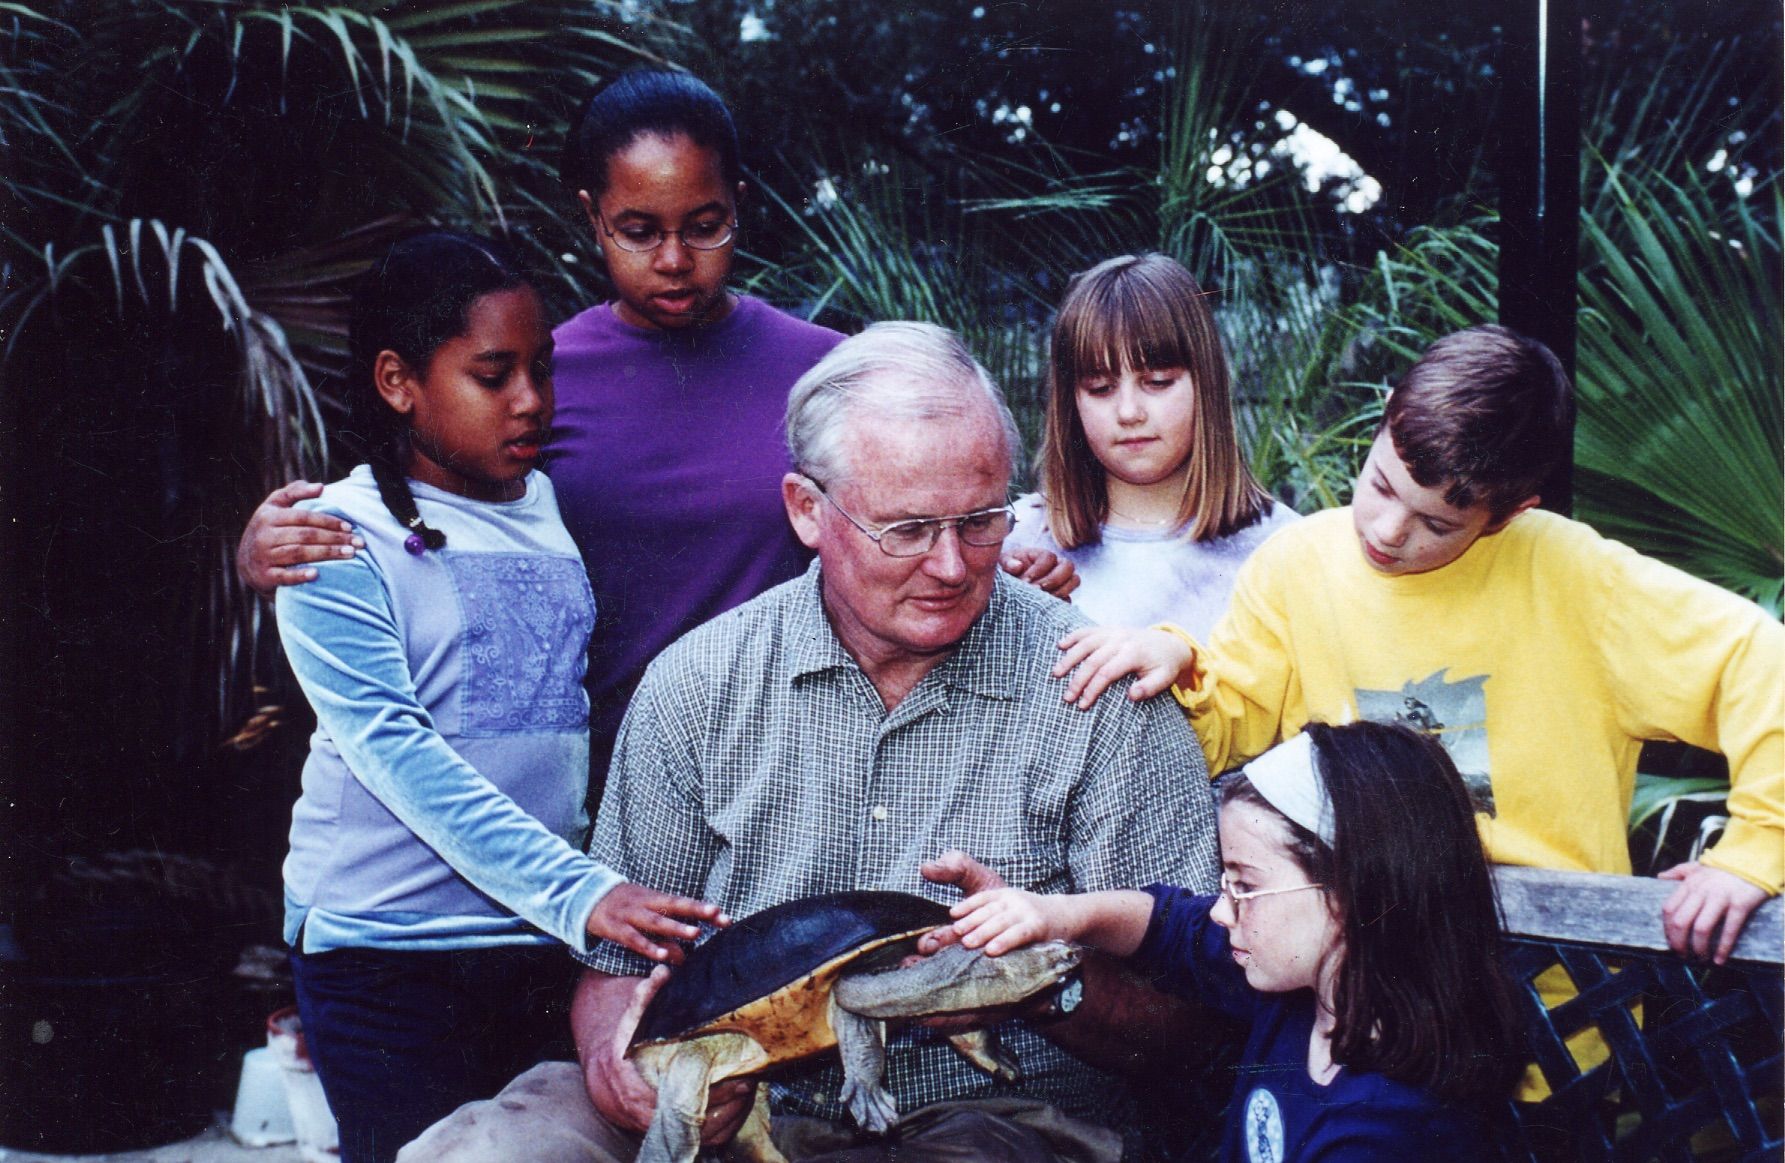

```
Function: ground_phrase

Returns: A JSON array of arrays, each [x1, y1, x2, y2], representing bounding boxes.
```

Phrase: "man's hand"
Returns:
[[236, 480, 362, 597], [917, 849, 1009, 954], [575, 969, 754, 1145], [1002, 547, 1080, 602], [1053, 626, 1193, 709], [582, 968, 668, 1134], [1658, 862, 1771, 964]]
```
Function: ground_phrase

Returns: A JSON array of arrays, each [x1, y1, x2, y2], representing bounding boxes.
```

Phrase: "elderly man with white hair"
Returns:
[[404, 322, 1221, 1162]]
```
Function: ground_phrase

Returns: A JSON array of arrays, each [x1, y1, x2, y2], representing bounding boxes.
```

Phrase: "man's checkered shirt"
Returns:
[[580, 561, 1219, 1136]]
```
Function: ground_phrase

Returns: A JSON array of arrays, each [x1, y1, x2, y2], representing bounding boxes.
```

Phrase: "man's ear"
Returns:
[[784, 473, 823, 550], [373, 349, 416, 416], [1485, 494, 1542, 533]]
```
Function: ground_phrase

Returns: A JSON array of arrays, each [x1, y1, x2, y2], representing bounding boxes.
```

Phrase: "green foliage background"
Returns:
[[1, 0, 1778, 872]]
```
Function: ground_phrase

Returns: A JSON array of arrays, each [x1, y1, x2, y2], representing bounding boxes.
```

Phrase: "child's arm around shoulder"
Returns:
[[1053, 626, 1195, 708], [239, 480, 364, 595]]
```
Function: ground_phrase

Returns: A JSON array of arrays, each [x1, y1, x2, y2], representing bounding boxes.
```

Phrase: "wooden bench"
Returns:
[[1495, 866, 1783, 1161]]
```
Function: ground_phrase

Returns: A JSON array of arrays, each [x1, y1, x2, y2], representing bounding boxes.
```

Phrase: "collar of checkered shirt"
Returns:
[[784, 559, 1022, 700]]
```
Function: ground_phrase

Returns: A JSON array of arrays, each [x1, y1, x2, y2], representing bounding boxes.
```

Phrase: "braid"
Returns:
[[369, 456, 446, 554]]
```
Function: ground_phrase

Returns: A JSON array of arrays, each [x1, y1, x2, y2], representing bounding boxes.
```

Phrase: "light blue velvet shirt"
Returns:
[[277, 466, 620, 954]]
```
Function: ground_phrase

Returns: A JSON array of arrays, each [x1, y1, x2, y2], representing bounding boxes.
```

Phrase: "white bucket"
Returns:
[[267, 1007, 340, 1162], [228, 1045, 297, 1146]]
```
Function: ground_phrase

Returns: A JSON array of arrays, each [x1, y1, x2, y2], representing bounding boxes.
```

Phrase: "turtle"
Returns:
[[627, 890, 1082, 1163]]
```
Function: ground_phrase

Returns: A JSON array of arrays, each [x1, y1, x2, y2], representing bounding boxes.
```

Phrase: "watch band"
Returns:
[[1033, 969, 1084, 1021]]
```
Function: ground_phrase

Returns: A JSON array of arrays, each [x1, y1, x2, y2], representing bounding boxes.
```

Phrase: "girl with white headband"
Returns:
[[946, 720, 1523, 1162]]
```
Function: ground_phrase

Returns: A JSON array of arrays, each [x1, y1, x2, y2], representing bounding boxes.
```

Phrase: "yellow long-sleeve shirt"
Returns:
[[1173, 507, 1783, 893]]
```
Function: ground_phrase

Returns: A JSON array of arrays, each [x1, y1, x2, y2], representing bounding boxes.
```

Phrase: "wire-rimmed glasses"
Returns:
[[806, 476, 1016, 558], [596, 213, 737, 253], [1219, 871, 1326, 914]]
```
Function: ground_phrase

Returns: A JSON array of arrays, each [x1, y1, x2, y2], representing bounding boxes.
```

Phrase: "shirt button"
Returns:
[[871, 805, 889, 821]]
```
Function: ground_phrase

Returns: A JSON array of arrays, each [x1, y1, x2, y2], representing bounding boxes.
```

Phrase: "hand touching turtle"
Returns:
[[588, 883, 730, 967], [624, 891, 1081, 1163]]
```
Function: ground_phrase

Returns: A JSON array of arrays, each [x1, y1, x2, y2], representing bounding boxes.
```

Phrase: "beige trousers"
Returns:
[[398, 1061, 1123, 1163]]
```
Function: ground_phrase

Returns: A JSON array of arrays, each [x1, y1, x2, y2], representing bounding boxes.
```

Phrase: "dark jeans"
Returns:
[[290, 941, 577, 1163]]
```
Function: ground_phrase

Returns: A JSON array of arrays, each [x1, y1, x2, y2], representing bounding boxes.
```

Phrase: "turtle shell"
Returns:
[[634, 891, 950, 1046]]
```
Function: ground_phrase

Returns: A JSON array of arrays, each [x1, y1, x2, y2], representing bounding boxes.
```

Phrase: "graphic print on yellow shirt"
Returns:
[[1355, 669, 1493, 816]]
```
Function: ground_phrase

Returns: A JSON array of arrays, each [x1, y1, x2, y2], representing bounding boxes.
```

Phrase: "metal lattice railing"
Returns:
[[1495, 866, 1784, 1162]]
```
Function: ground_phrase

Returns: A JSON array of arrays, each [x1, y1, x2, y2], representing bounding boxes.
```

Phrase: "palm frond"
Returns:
[[0, 0, 695, 774], [750, 154, 1054, 421], [1629, 772, 1732, 870], [3, 218, 329, 742], [10, 216, 326, 479], [1573, 160, 1782, 612]]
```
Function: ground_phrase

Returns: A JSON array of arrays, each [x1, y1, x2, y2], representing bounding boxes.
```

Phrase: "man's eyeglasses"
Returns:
[[597, 212, 736, 253], [1219, 872, 1326, 914], [805, 476, 1016, 559]]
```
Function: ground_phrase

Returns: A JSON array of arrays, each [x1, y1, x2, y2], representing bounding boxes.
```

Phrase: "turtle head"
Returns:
[[925, 936, 1083, 998], [978, 938, 1083, 996], [834, 937, 1084, 1019]]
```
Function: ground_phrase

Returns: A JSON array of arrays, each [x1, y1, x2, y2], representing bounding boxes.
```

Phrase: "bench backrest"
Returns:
[[1495, 866, 1783, 1161]]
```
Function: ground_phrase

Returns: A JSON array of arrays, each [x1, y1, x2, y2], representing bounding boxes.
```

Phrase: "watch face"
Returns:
[[1058, 975, 1085, 1014]]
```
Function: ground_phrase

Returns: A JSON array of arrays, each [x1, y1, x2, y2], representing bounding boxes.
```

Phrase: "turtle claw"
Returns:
[[830, 998, 899, 1134], [948, 1030, 1021, 1082], [840, 1074, 900, 1135]]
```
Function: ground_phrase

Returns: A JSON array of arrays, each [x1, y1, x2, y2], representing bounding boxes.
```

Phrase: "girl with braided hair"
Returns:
[[277, 230, 723, 1163]]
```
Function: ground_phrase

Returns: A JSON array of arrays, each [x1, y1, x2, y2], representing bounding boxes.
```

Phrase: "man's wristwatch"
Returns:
[[1032, 970, 1084, 1021]]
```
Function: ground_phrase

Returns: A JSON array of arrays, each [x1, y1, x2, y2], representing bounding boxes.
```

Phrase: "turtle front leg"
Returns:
[[636, 1036, 763, 1163], [949, 1034, 1021, 1084], [946, 1029, 1022, 1082], [828, 995, 899, 1135], [636, 1046, 717, 1163], [725, 1083, 791, 1163]]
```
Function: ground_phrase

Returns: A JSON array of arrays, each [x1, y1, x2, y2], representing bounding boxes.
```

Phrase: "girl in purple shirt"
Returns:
[[240, 72, 1074, 789]]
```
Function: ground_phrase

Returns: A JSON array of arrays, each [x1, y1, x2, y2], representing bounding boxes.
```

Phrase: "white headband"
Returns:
[[1239, 732, 1335, 845]]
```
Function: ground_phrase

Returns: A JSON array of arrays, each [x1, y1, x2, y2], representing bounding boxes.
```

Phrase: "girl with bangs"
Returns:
[[1009, 253, 1297, 638]]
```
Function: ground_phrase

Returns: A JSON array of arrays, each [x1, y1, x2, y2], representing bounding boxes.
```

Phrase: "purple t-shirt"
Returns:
[[545, 296, 843, 781]]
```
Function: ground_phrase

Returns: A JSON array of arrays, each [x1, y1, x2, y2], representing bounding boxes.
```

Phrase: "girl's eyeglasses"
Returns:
[[597, 213, 737, 253], [1219, 871, 1326, 913]]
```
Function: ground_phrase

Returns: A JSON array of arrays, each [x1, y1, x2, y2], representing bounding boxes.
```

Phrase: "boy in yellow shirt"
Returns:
[[1060, 324, 1782, 964]]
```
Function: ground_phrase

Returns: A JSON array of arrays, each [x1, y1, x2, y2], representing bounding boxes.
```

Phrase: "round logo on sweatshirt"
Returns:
[[1244, 1087, 1285, 1163]]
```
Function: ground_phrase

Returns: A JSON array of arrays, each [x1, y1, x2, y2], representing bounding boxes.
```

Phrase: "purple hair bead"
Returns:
[[404, 532, 426, 556]]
